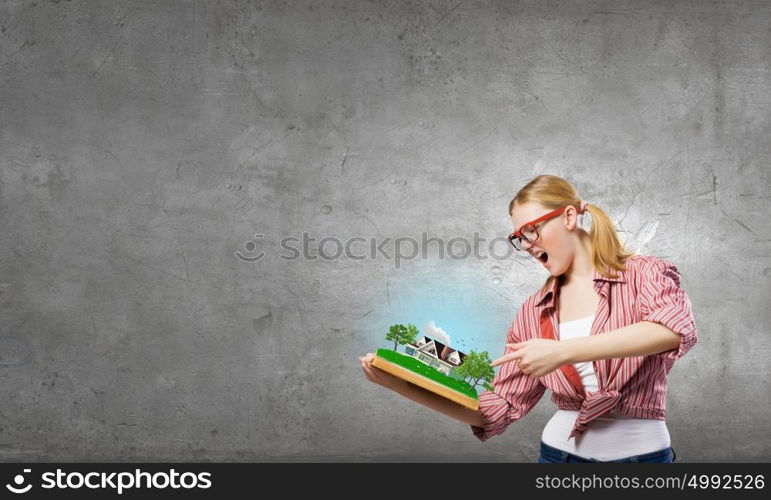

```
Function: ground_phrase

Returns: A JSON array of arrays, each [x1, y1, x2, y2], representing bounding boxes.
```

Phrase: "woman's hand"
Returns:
[[491, 339, 571, 377], [359, 352, 410, 394]]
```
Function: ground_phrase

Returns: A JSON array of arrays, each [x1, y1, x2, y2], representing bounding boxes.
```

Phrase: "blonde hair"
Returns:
[[508, 174, 636, 294]]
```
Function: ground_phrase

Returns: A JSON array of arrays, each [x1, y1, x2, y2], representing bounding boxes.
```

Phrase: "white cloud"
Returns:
[[423, 320, 451, 347]]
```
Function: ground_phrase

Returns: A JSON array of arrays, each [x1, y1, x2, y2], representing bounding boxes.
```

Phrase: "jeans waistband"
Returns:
[[539, 441, 676, 463]]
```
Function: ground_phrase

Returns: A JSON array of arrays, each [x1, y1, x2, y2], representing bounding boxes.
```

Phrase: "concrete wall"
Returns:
[[1, 0, 769, 461]]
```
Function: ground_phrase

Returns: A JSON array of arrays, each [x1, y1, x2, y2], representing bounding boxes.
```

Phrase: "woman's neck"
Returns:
[[562, 234, 594, 286]]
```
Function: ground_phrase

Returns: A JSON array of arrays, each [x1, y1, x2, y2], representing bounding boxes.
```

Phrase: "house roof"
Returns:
[[413, 336, 467, 365]]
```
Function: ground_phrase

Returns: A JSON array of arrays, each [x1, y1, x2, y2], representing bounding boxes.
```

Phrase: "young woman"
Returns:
[[359, 174, 697, 463]]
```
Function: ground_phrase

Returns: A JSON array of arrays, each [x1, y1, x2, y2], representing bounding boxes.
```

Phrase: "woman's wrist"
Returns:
[[394, 379, 414, 396], [559, 340, 576, 365]]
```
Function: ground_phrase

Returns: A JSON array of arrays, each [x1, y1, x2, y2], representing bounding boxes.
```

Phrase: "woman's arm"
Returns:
[[397, 381, 484, 427], [498, 321, 686, 377], [561, 320, 683, 364]]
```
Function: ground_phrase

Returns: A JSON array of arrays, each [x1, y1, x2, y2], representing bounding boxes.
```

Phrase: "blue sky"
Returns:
[[375, 272, 528, 358]]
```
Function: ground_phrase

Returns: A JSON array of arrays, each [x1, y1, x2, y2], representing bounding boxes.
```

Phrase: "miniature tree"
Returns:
[[455, 350, 495, 391], [385, 323, 419, 351]]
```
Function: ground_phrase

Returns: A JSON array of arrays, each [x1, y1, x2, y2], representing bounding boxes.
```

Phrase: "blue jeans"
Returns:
[[537, 441, 676, 463]]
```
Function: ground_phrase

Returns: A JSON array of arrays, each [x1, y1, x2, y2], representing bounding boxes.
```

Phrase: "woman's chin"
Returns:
[[543, 259, 560, 275]]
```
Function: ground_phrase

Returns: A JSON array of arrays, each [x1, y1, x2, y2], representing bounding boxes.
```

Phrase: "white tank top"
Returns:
[[540, 314, 671, 461]]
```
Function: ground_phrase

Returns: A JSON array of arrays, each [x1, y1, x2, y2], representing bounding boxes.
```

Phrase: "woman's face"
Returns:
[[510, 202, 580, 276]]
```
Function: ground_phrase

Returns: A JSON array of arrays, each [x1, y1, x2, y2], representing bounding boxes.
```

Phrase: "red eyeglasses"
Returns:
[[507, 206, 569, 251]]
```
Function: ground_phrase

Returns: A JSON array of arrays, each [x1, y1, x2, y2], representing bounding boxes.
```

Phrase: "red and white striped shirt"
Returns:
[[471, 254, 698, 442]]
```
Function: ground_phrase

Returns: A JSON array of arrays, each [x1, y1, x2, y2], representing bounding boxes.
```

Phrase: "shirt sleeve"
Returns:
[[470, 304, 546, 442], [638, 258, 698, 362]]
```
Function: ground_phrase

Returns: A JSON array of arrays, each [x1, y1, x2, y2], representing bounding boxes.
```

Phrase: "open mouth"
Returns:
[[535, 251, 549, 263]]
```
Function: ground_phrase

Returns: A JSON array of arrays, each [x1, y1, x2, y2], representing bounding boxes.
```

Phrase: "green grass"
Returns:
[[376, 348, 479, 400]]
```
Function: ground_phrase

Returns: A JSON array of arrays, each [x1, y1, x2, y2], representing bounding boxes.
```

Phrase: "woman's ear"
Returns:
[[563, 206, 575, 230]]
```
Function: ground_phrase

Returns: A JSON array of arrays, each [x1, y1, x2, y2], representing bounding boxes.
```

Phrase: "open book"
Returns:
[[371, 335, 479, 410]]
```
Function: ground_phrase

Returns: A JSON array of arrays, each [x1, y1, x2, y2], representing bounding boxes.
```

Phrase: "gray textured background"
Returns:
[[1, 0, 770, 462]]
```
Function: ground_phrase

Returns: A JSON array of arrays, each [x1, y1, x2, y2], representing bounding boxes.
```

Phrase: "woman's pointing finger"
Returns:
[[491, 352, 521, 367]]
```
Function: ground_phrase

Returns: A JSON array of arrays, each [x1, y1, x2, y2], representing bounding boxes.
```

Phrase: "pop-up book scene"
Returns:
[[371, 321, 495, 411]]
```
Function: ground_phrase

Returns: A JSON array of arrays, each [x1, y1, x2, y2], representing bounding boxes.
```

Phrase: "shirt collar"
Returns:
[[534, 263, 627, 309]]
